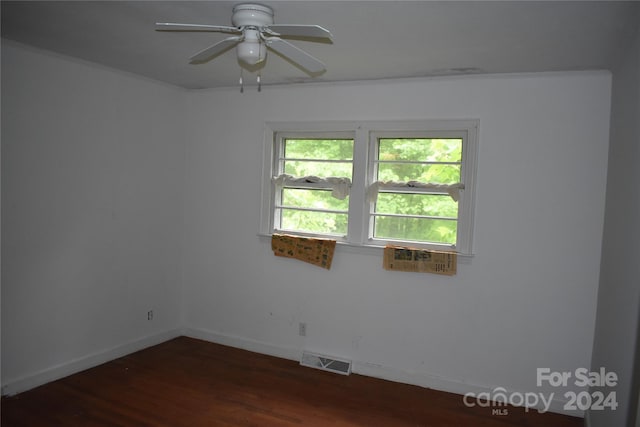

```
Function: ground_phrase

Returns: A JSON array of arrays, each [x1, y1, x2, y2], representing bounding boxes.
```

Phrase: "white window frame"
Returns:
[[259, 120, 478, 255], [272, 130, 355, 240]]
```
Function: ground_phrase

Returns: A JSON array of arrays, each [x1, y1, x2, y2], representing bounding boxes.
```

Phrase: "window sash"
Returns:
[[272, 132, 354, 238], [367, 131, 468, 249]]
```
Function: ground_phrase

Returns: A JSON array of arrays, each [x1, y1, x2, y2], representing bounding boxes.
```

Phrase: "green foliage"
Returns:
[[376, 193, 457, 218], [282, 189, 349, 210], [284, 161, 352, 177], [377, 138, 462, 183], [277, 138, 461, 244], [284, 139, 353, 160], [374, 217, 457, 244], [280, 189, 349, 235], [283, 139, 354, 178], [379, 138, 461, 162], [377, 163, 460, 183], [282, 188, 349, 236], [281, 210, 348, 236]]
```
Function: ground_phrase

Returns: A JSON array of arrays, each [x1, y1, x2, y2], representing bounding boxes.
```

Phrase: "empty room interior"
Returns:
[[2, 1, 640, 426]]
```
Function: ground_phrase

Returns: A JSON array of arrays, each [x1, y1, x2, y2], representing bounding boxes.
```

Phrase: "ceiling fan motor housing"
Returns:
[[232, 3, 274, 28]]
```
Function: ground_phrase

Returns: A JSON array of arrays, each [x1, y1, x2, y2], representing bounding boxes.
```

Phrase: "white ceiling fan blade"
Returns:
[[265, 38, 326, 73], [190, 36, 242, 64], [266, 25, 333, 40], [156, 22, 240, 34]]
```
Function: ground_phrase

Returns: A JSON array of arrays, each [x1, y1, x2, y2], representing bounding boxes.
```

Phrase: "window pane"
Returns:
[[284, 160, 353, 178], [377, 163, 460, 183], [282, 189, 349, 211], [280, 209, 348, 235], [374, 216, 457, 244], [376, 193, 458, 218], [379, 138, 462, 162], [284, 139, 353, 161]]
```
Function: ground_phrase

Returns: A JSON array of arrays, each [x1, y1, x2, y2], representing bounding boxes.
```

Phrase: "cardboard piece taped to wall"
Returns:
[[383, 245, 457, 275], [271, 234, 337, 270]]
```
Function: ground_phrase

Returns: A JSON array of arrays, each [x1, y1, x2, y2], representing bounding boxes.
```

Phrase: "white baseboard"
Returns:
[[183, 327, 301, 362], [1, 329, 182, 396], [183, 327, 583, 418], [2, 326, 585, 419]]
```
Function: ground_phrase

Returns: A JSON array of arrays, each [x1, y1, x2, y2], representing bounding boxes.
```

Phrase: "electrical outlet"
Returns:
[[147, 310, 153, 321], [299, 322, 307, 337]]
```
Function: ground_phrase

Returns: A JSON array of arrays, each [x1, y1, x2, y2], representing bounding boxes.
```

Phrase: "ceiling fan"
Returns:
[[156, 3, 332, 76]]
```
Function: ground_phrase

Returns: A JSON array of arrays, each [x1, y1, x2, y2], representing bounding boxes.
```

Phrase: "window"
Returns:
[[260, 120, 478, 255], [274, 133, 354, 237]]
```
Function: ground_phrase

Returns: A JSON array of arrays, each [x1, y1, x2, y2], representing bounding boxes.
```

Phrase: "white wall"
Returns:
[[589, 25, 640, 427], [1, 42, 186, 394], [1, 40, 616, 416], [181, 71, 611, 414]]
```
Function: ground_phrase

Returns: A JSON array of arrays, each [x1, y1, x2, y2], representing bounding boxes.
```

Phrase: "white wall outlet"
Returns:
[[147, 310, 153, 320], [299, 322, 307, 337]]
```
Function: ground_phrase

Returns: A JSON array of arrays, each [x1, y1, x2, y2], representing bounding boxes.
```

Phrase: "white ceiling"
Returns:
[[2, 1, 639, 90]]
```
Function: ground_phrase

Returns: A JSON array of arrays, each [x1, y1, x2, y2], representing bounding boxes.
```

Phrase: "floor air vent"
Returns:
[[300, 351, 352, 375]]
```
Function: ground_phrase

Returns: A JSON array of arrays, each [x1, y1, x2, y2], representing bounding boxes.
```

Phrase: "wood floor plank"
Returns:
[[1, 337, 582, 426]]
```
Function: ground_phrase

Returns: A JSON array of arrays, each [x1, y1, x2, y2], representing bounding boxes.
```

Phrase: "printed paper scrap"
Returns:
[[383, 245, 457, 275], [271, 234, 337, 270]]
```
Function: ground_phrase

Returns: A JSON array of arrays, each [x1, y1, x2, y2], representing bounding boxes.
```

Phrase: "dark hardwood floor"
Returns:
[[1, 337, 582, 426]]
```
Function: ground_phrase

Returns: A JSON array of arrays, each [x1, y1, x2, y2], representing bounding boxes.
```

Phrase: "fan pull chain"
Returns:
[[238, 69, 263, 93]]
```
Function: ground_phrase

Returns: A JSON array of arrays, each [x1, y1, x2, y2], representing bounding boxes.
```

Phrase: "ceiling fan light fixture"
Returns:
[[237, 40, 266, 65], [236, 28, 266, 65]]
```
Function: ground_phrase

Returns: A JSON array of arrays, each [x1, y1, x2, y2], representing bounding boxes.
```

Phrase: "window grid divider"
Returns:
[[276, 205, 349, 215], [280, 182, 347, 190], [371, 212, 458, 221], [374, 160, 461, 166], [281, 158, 353, 163]]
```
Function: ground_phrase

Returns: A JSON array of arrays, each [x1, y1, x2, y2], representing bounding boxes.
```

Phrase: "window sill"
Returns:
[[258, 233, 475, 263]]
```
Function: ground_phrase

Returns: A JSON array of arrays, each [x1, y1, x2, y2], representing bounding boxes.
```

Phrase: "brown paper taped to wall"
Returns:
[[271, 234, 337, 270], [383, 245, 457, 275]]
